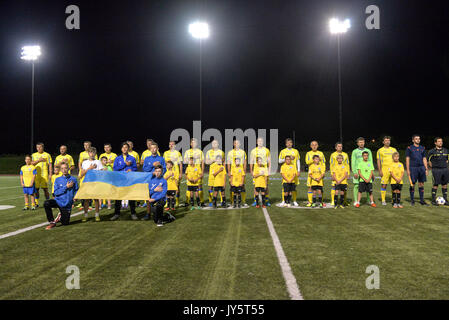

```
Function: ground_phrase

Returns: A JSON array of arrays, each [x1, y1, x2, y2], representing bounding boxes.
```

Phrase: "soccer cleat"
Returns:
[[397, 204, 403, 208], [279, 201, 285, 207], [107, 206, 111, 210], [82, 216, 87, 222], [311, 203, 317, 208], [242, 203, 249, 208], [319, 203, 323, 208], [283, 203, 288, 207], [221, 202, 226, 208], [131, 214, 138, 221], [371, 203, 377, 208], [355, 203, 360, 208], [190, 206, 195, 211], [262, 205, 266, 208], [420, 201, 429, 206], [256, 205, 260, 208], [287, 204, 291, 208], [266, 202, 271, 207], [110, 214, 120, 221], [339, 205, 345, 209], [251, 201, 257, 207], [393, 204, 398, 208], [353, 201, 358, 206], [95, 216, 101, 222], [141, 214, 150, 221], [293, 201, 299, 207], [156, 220, 164, 227], [410, 201, 415, 206], [45, 223, 56, 230], [31, 206, 36, 211], [431, 201, 438, 206], [382, 201, 387, 206], [209, 202, 213, 207], [23, 206, 29, 211], [164, 207, 170, 211], [196, 206, 202, 210], [306, 202, 312, 207], [101, 204, 107, 209]]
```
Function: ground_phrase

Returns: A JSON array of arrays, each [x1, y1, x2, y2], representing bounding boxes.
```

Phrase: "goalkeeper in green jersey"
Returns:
[[351, 137, 374, 205]]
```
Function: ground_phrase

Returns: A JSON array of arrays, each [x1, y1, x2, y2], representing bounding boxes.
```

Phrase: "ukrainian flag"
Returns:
[[75, 171, 153, 200]]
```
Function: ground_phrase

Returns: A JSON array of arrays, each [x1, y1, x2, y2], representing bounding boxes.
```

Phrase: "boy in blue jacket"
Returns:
[[143, 142, 166, 174], [44, 163, 79, 229], [146, 165, 174, 227]]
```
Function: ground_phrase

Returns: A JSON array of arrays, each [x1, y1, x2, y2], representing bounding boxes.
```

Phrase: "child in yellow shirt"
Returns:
[[308, 155, 326, 207], [164, 161, 179, 211], [230, 158, 245, 208], [211, 155, 227, 208], [185, 157, 202, 210], [253, 157, 268, 208]]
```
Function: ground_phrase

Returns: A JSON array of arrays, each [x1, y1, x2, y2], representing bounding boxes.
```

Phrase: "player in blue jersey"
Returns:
[[405, 134, 429, 206]]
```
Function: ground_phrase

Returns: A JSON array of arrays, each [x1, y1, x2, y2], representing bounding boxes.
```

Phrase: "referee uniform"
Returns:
[[427, 147, 449, 204], [405, 144, 427, 204]]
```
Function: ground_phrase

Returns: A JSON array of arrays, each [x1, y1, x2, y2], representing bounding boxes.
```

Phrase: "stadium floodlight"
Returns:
[[188, 21, 209, 126], [329, 18, 350, 143], [21, 45, 41, 153], [188, 21, 210, 39], [21, 45, 41, 61], [329, 18, 351, 34]]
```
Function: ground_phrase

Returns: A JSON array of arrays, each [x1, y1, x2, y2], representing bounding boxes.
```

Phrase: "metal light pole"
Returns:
[[21, 45, 41, 154], [189, 21, 209, 124], [329, 18, 350, 143]]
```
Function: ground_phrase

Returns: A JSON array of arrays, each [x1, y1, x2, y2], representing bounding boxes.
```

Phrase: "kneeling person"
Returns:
[[44, 163, 78, 229]]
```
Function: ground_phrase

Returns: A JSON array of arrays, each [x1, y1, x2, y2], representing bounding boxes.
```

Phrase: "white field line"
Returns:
[[261, 206, 303, 300], [0, 211, 84, 240]]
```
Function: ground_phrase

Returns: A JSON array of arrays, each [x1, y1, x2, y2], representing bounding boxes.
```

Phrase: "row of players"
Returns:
[[20, 134, 449, 213]]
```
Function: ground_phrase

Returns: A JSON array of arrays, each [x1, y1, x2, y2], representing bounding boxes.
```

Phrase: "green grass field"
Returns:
[[1, 172, 449, 300]]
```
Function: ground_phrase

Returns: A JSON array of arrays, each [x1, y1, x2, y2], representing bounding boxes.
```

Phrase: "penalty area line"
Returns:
[[261, 206, 303, 300]]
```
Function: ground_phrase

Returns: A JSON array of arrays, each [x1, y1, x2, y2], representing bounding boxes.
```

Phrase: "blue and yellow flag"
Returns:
[[75, 171, 153, 200]]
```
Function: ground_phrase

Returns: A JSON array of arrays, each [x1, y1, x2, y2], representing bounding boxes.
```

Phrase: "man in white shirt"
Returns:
[[79, 147, 103, 222]]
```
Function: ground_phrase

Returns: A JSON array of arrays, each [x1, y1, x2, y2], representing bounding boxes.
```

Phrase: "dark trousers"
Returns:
[[44, 199, 71, 225], [151, 200, 166, 223], [114, 200, 136, 215]]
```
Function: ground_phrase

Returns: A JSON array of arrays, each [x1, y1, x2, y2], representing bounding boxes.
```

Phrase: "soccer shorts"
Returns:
[[409, 166, 427, 184], [23, 186, 36, 195], [255, 187, 266, 193], [391, 184, 403, 191], [213, 186, 225, 192], [231, 186, 243, 193], [35, 175, 49, 189], [380, 167, 392, 185], [187, 186, 199, 192], [167, 190, 177, 197], [432, 168, 449, 186], [283, 183, 296, 193], [335, 184, 348, 192], [359, 182, 373, 193], [311, 185, 323, 191]]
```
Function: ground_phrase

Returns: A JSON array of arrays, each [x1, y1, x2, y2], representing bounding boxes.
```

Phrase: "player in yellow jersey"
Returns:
[[31, 142, 53, 207], [205, 140, 225, 206], [305, 141, 326, 206], [250, 137, 272, 206], [211, 155, 227, 208], [185, 157, 202, 210], [99, 143, 117, 170], [184, 138, 205, 206], [126, 141, 140, 169], [280, 156, 298, 207], [308, 155, 326, 207], [54, 145, 75, 173], [329, 142, 350, 206], [141, 139, 161, 165], [230, 158, 246, 208], [376, 136, 398, 205], [51, 164, 63, 196], [163, 141, 183, 206], [164, 160, 179, 211], [78, 141, 97, 169], [227, 140, 248, 206], [253, 157, 268, 208], [389, 152, 405, 208], [331, 154, 350, 209], [279, 138, 300, 206], [20, 155, 37, 210]]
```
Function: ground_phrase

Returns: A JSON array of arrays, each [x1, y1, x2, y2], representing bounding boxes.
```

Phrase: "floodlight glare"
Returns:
[[329, 18, 351, 34], [21, 45, 41, 61], [189, 22, 210, 39]]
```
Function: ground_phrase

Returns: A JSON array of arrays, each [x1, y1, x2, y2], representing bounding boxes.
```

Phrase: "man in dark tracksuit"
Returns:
[[427, 137, 449, 205], [44, 162, 78, 230], [110, 142, 139, 221], [405, 135, 429, 206]]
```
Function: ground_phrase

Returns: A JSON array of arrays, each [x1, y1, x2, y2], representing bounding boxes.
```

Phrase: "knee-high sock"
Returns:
[[331, 188, 335, 204], [381, 187, 387, 202], [241, 191, 246, 203], [176, 192, 180, 206], [186, 190, 191, 203], [353, 183, 359, 202], [199, 190, 204, 203], [397, 192, 401, 204], [410, 186, 415, 202], [282, 191, 285, 202], [292, 190, 297, 202], [419, 187, 424, 202], [208, 190, 213, 202], [432, 188, 437, 202], [307, 190, 313, 203], [443, 188, 448, 201]]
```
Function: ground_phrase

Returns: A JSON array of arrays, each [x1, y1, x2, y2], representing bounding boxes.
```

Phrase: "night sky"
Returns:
[[1, 0, 449, 155]]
